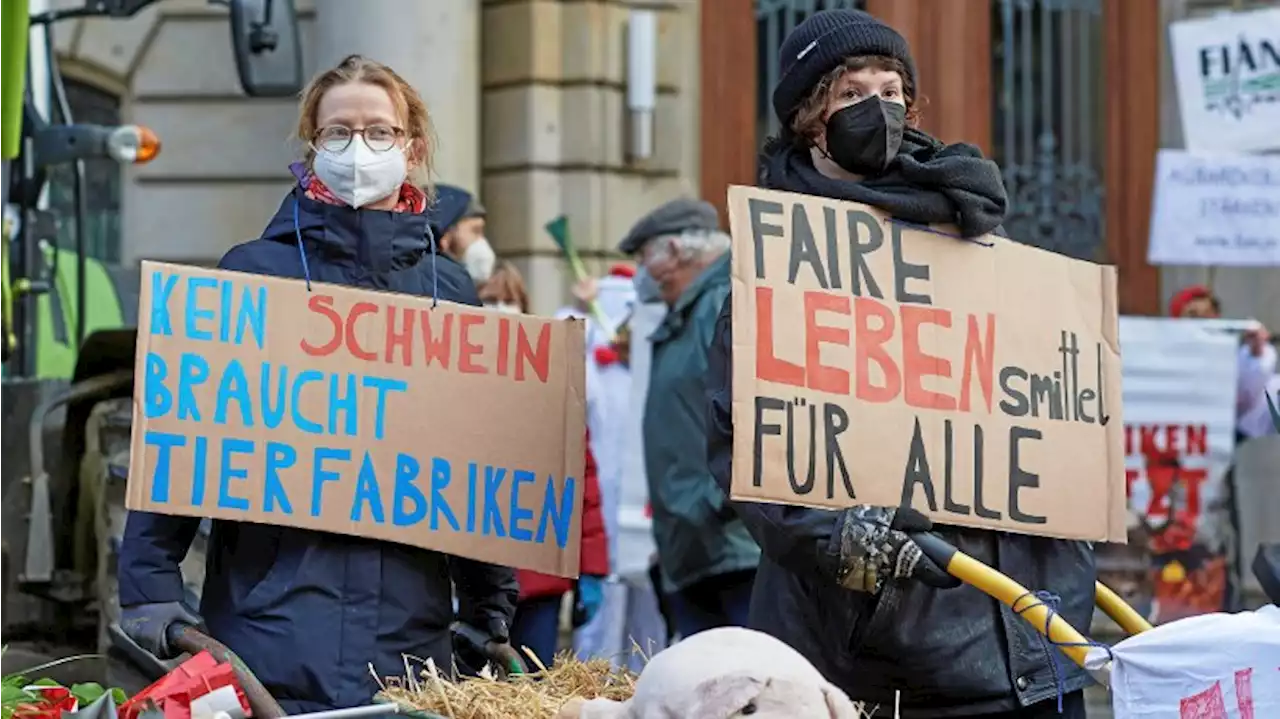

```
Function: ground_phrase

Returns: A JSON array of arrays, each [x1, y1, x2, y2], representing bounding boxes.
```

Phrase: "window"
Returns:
[[45, 78, 123, 264], [991, 0, 1106, 261]]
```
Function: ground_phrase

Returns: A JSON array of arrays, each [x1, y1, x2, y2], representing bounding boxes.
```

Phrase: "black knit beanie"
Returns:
[[772, 9, 916, 130]]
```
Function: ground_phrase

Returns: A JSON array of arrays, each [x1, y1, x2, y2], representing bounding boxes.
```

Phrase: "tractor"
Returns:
[[1, 0, 302, 691]]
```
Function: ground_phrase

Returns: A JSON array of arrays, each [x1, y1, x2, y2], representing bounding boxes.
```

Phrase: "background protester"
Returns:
[[478, 260, 528, 314], [619, 198, 760, 639], [706, 11, 1097, 718], [117, 55, 517, 714], [1169, 284, 1277, 439], [1167, 284, 1278, 613], [558, 264, 639, 577], [427, 183, 495, 286], [481, 263, 611, 667], [556, 265, 670, 667]]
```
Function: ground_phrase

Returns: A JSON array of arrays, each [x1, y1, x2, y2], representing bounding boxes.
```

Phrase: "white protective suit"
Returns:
[[558, 272, 668, 669]]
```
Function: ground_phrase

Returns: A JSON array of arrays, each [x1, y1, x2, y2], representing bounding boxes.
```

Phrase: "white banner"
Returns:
[[1088, 605, 1280, 719], [1169, 7, 1280, 153], [1096, 318, 1239, 625], [1148, 150, 1280, 267]]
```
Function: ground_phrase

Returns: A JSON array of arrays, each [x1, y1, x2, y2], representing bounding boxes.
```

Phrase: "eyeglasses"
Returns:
[[313, 124, 405, 154], [635, 236, 675, 266]]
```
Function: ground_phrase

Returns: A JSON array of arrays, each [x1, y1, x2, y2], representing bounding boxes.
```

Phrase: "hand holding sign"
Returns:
[[1243, 324, 1271, 357], [727, 186, 1126, 543], [828, 506, 960, 593]]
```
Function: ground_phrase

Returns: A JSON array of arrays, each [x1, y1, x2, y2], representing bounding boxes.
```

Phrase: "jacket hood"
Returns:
[[260, 186, 431, 274]]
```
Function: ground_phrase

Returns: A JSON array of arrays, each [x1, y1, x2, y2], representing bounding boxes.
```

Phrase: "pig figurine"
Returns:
[[559, 627, 861, 719]]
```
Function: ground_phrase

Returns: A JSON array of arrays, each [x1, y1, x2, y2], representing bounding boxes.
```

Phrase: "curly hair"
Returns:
[[765, 55, 923, 157], [295, 54, 437, 201]]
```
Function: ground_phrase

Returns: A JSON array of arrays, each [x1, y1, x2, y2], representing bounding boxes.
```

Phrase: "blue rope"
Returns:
[[425, 222, 439, 309], [293, 198, 313, 292], [887, 217, 996, 247], [1014, 590, 1114, 714], [292, 193, 437, 306]]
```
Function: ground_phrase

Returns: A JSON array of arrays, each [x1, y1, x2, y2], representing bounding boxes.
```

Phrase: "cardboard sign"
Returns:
[[727, 186, 1126, 543], [127, 261, 587, 576]]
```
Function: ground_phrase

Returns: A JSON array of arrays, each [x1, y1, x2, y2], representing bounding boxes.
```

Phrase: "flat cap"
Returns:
[[618, 197, 720, 255]]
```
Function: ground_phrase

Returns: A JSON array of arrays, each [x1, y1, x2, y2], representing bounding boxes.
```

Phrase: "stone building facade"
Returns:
[[41, 0, 1279, 323], [49, 0, 699, 314]]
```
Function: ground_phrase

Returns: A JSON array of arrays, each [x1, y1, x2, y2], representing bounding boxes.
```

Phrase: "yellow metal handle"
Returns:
[[911, 533, 1150, 670], [1094, 581, 1153, 635], [942, 550, 1094, 668]]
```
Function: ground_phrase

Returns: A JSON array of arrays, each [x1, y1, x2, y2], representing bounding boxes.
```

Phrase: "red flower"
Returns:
[[14, 687, 77, 719], [594, 345, 621, 366]]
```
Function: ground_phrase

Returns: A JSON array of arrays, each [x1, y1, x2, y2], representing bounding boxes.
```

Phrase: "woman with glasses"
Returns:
[[116, 55, 518, 713]]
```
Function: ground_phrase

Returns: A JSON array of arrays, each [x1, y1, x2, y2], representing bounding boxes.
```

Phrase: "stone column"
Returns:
[[313, 0, 481, 193], [480, 0, 699, 314]]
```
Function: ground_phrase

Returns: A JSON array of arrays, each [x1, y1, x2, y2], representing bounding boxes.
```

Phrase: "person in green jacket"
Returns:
[[619, 197, 761, 639]]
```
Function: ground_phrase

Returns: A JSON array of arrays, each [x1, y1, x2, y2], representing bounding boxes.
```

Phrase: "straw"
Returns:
[[380, 650, 883, 719], [379, 652, 638, 719]]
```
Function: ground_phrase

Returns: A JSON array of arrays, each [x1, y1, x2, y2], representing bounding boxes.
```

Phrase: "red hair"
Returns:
[[296, 54, 436, 199]]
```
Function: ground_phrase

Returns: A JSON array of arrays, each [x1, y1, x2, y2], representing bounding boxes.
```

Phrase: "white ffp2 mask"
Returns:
[[463, 238, 497, 284], [485, 301, 522, 315], [312, 142, 407, 209]]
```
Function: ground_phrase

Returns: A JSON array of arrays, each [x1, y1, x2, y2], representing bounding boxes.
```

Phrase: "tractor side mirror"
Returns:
[[229, 0, 303, 98]]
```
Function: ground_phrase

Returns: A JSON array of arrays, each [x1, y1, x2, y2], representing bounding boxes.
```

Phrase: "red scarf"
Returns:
[[302, 172, 427, 214]]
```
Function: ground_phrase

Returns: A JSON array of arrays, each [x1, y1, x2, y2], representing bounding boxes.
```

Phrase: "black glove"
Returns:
[[484, 616, 510, 644], [453, 620, 526, 676], [120, 601, 203, 659], [829, 506, 961, 593]]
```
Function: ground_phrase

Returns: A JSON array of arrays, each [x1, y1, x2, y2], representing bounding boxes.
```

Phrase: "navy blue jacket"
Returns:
[[118, 187, 518, 713]]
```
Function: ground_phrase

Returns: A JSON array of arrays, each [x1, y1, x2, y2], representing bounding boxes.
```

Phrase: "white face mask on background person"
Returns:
[[632, 266, 664, 304], [485, 301, 522, 315], [312, 141, 407, 209], [463, 238, 497, 284]]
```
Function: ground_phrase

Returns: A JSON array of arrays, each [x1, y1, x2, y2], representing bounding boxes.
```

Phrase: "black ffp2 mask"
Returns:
[[824, 96, 907, 176]]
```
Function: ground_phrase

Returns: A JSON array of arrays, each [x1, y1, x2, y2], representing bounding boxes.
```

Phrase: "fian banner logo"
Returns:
[[1197, 33, 1280, 120]]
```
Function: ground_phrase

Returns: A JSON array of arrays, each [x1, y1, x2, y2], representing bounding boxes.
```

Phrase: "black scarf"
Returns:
[[760, 128, 1008, 238]]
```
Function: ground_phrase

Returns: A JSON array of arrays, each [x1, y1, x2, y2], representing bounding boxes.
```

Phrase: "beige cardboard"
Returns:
[[127, 261, 587, 576], [728, 186, 1126, 543]]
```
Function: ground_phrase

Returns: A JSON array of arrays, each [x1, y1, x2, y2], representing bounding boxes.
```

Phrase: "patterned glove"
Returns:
[[830, 506, 961, 593]]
